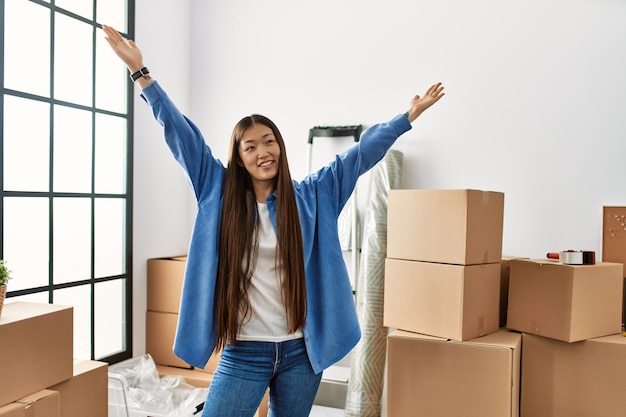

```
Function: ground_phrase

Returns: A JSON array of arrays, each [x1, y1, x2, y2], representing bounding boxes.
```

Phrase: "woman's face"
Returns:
[[238, 123, 281, 187]]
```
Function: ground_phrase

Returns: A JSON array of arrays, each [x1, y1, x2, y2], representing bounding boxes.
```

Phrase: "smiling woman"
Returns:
[[0, 0, 135, 364], [103, 23, 444, 417]]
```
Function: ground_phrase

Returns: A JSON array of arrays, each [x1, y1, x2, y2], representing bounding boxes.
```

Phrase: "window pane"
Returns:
[[1, 0, 132, 364], [95, 279, 125, 358], [53, 105, 93, 192], [94, 199, 125, 278], [3, 96, 50, 192], [2, 198, 49, 291], [95, 113, 127, 193], [54, 285, 92, 360], [96, 0, 128, 35], [56, 0, 93, 20], [53, 198, 92, 284], [95, 29, 128, 113], [4, 0, 50, 97], [54, 14, 93, 106]]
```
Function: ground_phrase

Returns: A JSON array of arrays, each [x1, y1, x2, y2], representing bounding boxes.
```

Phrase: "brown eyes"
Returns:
[[242, 138, 275, 153]]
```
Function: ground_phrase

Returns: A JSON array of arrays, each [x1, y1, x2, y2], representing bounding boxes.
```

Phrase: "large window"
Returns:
[[1, 0, 134, 364]]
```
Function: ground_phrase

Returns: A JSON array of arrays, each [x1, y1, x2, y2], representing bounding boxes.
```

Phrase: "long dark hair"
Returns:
[[215, 114, 307, 350]]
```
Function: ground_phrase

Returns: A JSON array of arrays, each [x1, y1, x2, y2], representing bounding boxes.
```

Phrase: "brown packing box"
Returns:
[[147, 255, 222, 373], [387, 189, 504, 265], [384, 258, 500, 341], [146, 311, 221, 371], [520, 333, 626, 417], [506, 259, 623, 342], [387, 329, 521, 417], [49, 360, 108, 417], [147, 256, 187, 313], [0, 302, 73, 406], [500, 256, 528, 328], [156, 366, 269, 417], [0, 390, 60, 417], [146, 310, 192, 369]]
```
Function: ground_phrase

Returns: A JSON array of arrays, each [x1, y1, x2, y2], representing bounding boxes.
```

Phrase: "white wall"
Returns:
[[187, 0, 626, 258], [132, 0, 626, 356], [132, 0, 194, 356]]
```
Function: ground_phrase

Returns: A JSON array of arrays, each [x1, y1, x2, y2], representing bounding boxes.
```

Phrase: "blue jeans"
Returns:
[[201, 338, 322, 417]]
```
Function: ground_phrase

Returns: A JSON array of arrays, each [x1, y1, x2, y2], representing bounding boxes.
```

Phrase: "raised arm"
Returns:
[[102, 25, 227, 201], [102, 25, 154, 89], [405, 82, 445, 123]]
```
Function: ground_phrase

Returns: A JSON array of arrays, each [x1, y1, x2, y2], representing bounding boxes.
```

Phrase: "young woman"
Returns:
[[103, 25, 444, 417]]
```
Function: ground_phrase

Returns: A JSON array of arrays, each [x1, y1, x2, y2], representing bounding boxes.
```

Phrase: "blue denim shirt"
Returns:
[[140, 81, 412, 374]]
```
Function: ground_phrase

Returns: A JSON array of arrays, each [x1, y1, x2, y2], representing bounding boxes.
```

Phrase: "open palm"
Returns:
[[102, 25, 143, 72]]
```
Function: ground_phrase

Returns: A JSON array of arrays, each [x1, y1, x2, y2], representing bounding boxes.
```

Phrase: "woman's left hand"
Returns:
[[406, 82, 445, 122]]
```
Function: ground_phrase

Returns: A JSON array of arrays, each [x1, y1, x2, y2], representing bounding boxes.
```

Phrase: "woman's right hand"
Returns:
[[102, 25, 145, 75]]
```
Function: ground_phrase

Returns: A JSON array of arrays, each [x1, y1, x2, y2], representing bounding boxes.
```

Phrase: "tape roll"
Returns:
[[547, 250, 596, 265], [582, 251, 596, 265], [560, 251, 583, 265]]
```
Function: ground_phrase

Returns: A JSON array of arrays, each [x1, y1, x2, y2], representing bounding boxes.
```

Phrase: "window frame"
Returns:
[[0, 0, 135, 365]]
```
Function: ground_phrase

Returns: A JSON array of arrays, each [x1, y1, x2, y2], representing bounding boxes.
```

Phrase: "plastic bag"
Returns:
[[109, 354, 208, 416]]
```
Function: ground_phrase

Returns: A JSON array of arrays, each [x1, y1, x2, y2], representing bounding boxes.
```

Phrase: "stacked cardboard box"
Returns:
[[0, 302, 108, 417], [384, 189, 504, 341], [506, 258, 624, 416], [387, 329, 521, 417], [50, 359, 108, 417], [499, 256, 528, 327], [507, 259, 622, 342], [146, 256, 268, 416], [520, 333, 626, 417], [0, 390, 59, 417], [146, 255, 220, 377], [383, 189, 514, 417]]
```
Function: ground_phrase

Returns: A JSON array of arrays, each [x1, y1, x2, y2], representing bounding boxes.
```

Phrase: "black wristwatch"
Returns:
[[130, 67, 150, 82]]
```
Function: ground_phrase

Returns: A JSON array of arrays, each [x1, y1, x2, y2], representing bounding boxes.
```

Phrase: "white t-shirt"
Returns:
[[237, 202, 303, 342]]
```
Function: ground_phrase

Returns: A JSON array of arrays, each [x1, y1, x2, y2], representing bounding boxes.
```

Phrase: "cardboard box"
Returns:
[[387, 189, 504, 265], [0, 390, 59, 417], [384, 258, 500, 340], [146, 310, 192, 369], [0, 302, 73, 406], [500, 256, 528, 328], [521, 333, 626, 417], [49, 360, 108, 417], [387, 329, 521, 417], [147, 256, 187, 313], [507, 259, 623, 342]]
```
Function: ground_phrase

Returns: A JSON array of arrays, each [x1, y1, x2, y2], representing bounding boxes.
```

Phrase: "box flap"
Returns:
[[0, 302, 72, 325], [17, 389, 58, 406]]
